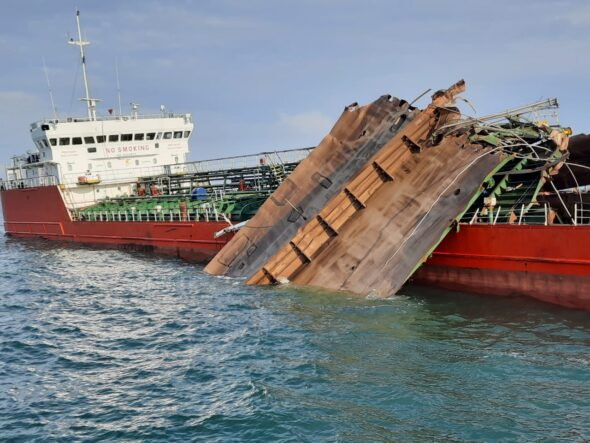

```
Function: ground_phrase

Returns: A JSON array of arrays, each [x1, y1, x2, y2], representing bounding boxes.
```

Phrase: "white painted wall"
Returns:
[[7, 113, 193, 208]]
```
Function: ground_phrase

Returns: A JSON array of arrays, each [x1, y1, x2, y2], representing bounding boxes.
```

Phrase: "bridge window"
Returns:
[[87, 147, 97, 153], [134, 133, 144, 141], [121, 133, 132, 141], [42, 139, 49, 147], [163, 132, 172, 139], [59, 138, 70, 146], [184, 131, 191, 138], [50, 138, 57, 146], [156, 132, 163, 140], [36, 141, 43, 149], [96, 135, 106, 143], [174, 131, 182, 139], [108, 134, 119, 142], [84, 136, 95, 144], [146, 132, 156, 140], [72, 137, 83, 145]]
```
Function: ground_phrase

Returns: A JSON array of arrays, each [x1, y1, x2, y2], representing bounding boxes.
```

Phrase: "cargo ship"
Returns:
[[0, 11, 310, 261], [2, 12, 589, 312], [201, 81, 590, 312]]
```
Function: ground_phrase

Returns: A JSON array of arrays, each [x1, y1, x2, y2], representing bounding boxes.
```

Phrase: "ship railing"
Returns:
[[71, 204, 225, 224], [0, 175, 59, 190], [62, 165, 170, 186], [33, 112, 192, 127], [175, 147, 313, 176], [61, 147, 314, 187], [573, 204, 590, 226], [462, 203, 551, 226]]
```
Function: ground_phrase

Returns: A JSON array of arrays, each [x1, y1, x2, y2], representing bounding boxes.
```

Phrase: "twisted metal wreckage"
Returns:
[[205, 80, 581, 300]]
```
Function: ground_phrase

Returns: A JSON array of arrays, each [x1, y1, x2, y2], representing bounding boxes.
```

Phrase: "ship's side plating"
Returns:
[[413, 224, 590, 310], [0, 185, 231, 262]]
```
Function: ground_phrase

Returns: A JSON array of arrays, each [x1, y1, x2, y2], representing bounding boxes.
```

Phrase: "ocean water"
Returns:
[[0, 232, 589, 442]]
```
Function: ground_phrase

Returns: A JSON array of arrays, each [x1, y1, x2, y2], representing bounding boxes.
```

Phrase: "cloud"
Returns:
[[277, 110, 333, 138]]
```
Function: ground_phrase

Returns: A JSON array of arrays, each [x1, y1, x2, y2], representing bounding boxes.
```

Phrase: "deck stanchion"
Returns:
[[544, 204, 548, 226], [493, 206, 501, 225], [469, 208, 479, 225]]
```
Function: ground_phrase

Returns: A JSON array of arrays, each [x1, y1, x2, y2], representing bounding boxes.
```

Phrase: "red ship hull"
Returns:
[[414, 224, 590, 310], [3, 186, 589, 310], [1, 186, 231, 262]]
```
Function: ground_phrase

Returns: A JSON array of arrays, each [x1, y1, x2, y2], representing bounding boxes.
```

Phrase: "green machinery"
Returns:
[[459, 119, 569, 225], [76, 149, 311, 223], [77, 191, 270, 223]]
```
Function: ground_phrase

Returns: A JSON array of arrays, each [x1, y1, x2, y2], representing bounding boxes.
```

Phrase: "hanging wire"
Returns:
[[378, 145, 507, 274], [68, 56, 81, 116]]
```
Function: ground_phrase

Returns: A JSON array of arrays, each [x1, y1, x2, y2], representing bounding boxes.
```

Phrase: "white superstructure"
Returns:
[[5, 11, 192, 208]]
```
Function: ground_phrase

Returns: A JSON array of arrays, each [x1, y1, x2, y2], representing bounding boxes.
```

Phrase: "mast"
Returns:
[[68, 10, 99, 120]]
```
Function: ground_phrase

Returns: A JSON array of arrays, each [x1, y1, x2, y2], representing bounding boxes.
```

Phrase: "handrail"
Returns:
[[33, 112, 191, 126], [461, 203, 552, 226], [73, 204, 224, 224], [0, 175, 59, 190], [61, 147, 314, 185], [573, 204, 590, 226]]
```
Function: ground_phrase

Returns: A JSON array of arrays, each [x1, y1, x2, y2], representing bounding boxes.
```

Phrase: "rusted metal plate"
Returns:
[[254, 134, 502, 296], [207, 80, 510, 298], [205, 93, 420, 277], [552, 134, 590, 189]]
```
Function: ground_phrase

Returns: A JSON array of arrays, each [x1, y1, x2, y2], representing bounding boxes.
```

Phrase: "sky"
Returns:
[[0, 0, 589, 168]]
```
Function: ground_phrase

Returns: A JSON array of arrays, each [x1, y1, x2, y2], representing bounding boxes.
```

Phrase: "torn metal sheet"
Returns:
[[552, 133, 590, 189], [448, 118, 570, 226], [207, 80, 567, 298], [246, 127, 504, 296], [206, 79, 474, 287], [205, 92, 421, 277]]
